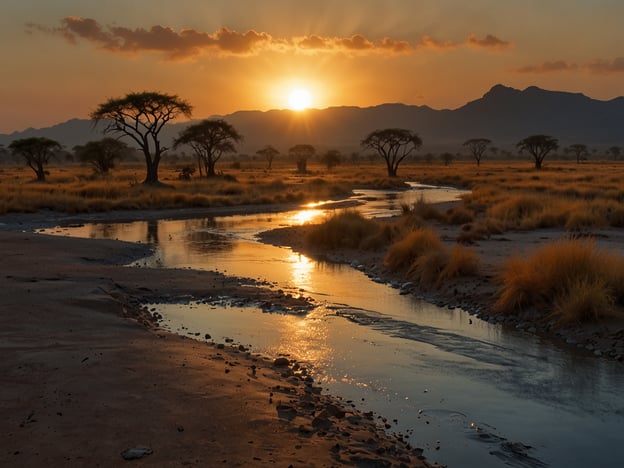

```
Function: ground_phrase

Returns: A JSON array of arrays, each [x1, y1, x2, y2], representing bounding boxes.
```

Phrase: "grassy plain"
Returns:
[[2, 157, 624, 327]]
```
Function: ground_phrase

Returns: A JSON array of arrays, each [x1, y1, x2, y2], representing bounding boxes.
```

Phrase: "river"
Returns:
[[44, 184, 624, 467]]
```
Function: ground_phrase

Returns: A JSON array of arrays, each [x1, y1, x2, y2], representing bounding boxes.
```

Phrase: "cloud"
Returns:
[[296, 34, 413, 54], [467, 34, 512, 49], [515, 58, 624, 75], [515, 60, 579, 74], [27, 17, 511, 60], [585, 57, 624, 74]]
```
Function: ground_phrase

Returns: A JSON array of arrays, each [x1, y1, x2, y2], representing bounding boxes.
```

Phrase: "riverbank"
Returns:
[[259, 221, 624, 362], [0, 229, 434, 467]]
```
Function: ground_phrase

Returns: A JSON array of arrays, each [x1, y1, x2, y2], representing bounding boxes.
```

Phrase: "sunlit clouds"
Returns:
[[515, 58, 624, 75], [28, 16, 512, 61]]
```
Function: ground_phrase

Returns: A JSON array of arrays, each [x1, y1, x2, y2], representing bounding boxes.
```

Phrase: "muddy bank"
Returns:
[[0, 230, 435, 467]]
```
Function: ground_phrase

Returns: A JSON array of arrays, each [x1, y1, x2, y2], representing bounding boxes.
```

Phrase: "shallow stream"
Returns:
[[45, 184, 624, 467]]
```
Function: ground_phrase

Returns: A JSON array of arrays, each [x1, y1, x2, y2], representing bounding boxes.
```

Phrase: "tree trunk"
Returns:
[[143, 155, 160, 184], [534, 159, 542, 170], [207, 160, 216, 177], [36, 162, 46, 182], [297, 159, 307, 174], [386, 159, 397, 177]]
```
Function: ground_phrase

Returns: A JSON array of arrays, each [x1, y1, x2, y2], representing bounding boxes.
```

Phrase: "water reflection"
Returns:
[[288, 252, 314, 292]]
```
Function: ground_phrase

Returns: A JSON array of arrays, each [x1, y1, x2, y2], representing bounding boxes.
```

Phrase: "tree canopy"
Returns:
[[256, 145, 279, 170], [174, 119, 242, 177], [74, 138, 130, 174], [288, 144, 315, 174], [566, 143, 588, 164], [90, 91, 192, 184], [361, 128, 422, 177], [9, 136, 61, 181], [463, 138, 492, 167], [517, 134, 559, 169]]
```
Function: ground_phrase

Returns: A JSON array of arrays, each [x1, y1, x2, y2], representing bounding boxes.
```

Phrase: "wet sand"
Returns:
[[0, 229, 433, 467]]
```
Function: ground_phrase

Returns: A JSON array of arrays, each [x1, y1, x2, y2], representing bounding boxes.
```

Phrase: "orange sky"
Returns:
[[1, 0, 623, 133]]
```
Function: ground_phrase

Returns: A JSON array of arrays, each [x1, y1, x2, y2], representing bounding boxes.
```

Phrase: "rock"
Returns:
[[273, 357, 290, 367], [121, 447, 153, 460]]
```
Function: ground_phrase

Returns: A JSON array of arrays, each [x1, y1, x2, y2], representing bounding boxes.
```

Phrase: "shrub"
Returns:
[[306, 211, 382, 250], [493, 239, 624, 323], [439, 245, 480, 281], [384, 228, 442, 270]]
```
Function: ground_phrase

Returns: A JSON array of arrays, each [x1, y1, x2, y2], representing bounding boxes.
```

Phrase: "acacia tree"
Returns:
[[463, 138, 491, 167], [90, 91, 192, 185], [516, 134, 559, 169], [256, 145, 279, 170], [174, 119, 242, 177], [288, 144, 315, 174], [320, 149, 341, 170], [361, 128, 422, 177], [74, 138, 130, 174], [566, 143, 588, 164], [9, 137, 61, 181]]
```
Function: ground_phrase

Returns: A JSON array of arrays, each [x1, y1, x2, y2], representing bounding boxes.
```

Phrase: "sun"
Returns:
[[288, 88, 312, 111]]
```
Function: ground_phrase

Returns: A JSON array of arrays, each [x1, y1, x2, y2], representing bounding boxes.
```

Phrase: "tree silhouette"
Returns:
[[288, 144, 315, 174], [91, 91, 192, 185], [607, 146, 621, 160], [74, 138, 130, 174], [566, 143, 588, 164], [320, 149, 341, 170], [516, 134, 558, 169], [9, 137, 61, 181], [256, 145, 279, 170], [361, 128, 422, 177], [463, 138, 491, 167], [174, 119, 242, 177]]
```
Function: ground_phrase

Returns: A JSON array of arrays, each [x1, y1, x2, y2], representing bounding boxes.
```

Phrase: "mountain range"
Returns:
[[1, 84, 623, 154]]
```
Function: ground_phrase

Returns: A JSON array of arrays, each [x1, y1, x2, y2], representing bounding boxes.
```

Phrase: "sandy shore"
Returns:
[[0, 228, 433, 467]]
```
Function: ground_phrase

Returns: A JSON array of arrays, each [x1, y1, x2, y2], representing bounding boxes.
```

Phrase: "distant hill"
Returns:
[[1, 84, 623, 154]]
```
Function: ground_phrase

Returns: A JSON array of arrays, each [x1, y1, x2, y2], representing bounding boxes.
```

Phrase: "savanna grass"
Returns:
[[493, 239, 624, 323], [305, 210, 382, 249]]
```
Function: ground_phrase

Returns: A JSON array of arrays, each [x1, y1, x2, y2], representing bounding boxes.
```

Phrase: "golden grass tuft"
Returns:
[[493, 239, 624, 323], [306, 210, 382, 250], [384, 228, 442, 270]]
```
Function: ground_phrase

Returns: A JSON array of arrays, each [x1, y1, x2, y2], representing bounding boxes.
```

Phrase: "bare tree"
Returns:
[[463, 138, 491, 167], [91, 91, 192, 185], [288, 144, 315, 174], [174, 119, 242, 177], [517, 134, 559, 169], [74, 138, 130, 174], [361, 128, 422, 177], [566, 143, 589, 164], [256, 145, 279, 170], [9, 137, 61, 181]]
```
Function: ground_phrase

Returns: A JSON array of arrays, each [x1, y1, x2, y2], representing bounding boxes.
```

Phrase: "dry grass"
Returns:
[[493, 239, 624, 323], [383, 227, 479, 285], [305, 210, 383, 250], [384, 228, 442, 270]]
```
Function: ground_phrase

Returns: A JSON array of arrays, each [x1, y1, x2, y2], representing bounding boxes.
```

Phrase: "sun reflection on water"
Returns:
[[288, 252, 314, 291], [289, 207, 325, 225]]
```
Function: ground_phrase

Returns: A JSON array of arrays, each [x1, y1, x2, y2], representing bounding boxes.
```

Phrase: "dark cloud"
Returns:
[[467, 34, 512, 49], [515, 58, 624, 75], [27, 17, 511, 60], [586, 57, 624, 74], [515, 60, 579, 74]]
